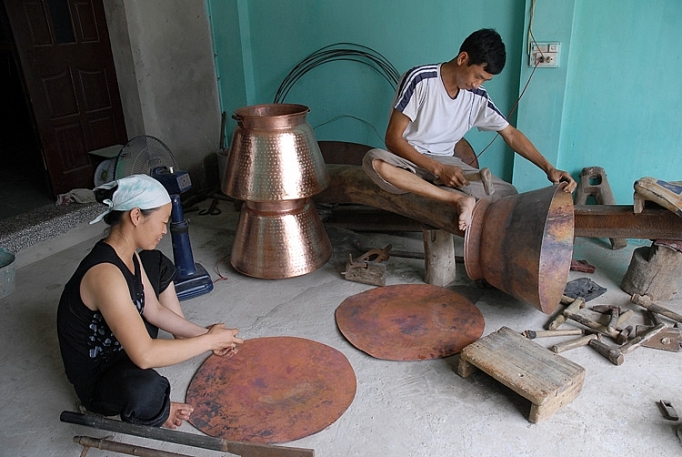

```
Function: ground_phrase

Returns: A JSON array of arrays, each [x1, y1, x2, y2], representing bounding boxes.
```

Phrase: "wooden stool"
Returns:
[[457, 326, 586, 423]]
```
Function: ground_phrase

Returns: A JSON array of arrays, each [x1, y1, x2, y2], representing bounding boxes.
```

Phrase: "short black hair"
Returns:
[[459, 28, 506, 75]]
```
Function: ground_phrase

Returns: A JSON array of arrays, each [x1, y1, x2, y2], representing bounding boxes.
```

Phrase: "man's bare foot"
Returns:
[[454, 195, 476, 231], [162, 402, 194, 429]]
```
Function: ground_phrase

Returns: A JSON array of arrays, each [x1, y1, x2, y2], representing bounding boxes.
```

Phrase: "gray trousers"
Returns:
[[362, 148, 518, 202]]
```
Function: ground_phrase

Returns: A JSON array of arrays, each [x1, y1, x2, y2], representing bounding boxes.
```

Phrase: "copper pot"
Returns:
[[223, 104, 330, 201], [230, 199, 332, 279], [464, 185, 574, 314]]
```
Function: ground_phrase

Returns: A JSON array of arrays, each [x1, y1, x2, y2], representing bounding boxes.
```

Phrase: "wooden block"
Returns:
[[422, 228, 456, 287], [457, 326, 586, 423], [621, 243, 682, 300]]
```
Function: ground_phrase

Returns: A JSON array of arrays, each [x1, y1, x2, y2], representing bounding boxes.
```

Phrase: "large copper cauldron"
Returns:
[[464, 185, 574, 314], [224, 104, 329, 201], [224, 104, 332, 279]]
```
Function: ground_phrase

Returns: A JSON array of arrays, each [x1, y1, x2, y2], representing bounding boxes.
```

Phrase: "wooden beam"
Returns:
[[317, 164, 682, 241]]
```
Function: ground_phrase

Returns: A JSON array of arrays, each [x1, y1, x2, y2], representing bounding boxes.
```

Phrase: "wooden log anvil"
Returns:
[[315, 164, 466, 236]]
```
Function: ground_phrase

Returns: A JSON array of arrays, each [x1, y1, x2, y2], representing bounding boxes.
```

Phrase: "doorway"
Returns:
[[0, 8, 52, 221], [0, 0, 127, 223]]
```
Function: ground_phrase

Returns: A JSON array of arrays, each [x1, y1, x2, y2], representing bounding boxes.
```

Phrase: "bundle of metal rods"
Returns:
[[273, 42, 400, 103]]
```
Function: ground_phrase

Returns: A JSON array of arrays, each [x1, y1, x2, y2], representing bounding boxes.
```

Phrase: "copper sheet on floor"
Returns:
[[336, 284, 484, 361], [186, 336, 356, 444]]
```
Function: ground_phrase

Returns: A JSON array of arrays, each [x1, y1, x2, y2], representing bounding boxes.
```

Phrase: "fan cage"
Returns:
[[114, 135, 178, 179]]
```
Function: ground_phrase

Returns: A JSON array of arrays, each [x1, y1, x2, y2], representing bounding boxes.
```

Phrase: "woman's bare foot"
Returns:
[[454, 195, 476, 231], [162, 402, 194, 429]]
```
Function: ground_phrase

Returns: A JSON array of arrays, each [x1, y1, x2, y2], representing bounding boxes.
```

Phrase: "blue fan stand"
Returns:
[[152, 167, 213, 301]]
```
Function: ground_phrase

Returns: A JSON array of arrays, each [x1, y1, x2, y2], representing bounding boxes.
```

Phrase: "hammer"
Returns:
[[435, 167, 495, 195], [546, 296, 586, 330], [631, 294, 682, 324], [551, 333, 599, 353], [462, 167, 495, 195], [589, 323, 666, 365], [590, 305, 635, 343], [564, 311, 630, 341]]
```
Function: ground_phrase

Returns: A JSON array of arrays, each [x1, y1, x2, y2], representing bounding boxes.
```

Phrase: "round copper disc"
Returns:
[[335, 284, 484, 361], [185, 336, 356, 444]]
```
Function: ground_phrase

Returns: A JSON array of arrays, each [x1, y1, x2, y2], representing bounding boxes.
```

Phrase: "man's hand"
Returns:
[[435, 164, 470, 188], [547, 168, 576, 193]]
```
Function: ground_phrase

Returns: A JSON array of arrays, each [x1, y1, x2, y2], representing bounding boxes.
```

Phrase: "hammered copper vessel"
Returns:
[[223, 104, 329, 201], [224, 104, 332, 279], [464, 185, 574, 314], [230, 200, 332, 278]]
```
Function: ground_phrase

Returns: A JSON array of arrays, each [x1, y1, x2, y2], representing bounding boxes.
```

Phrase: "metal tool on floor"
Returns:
[[635, 310, 682, 352], [60, 411, 314, 457], [342, 245, 392, 286], [659, 400, 680, 421]]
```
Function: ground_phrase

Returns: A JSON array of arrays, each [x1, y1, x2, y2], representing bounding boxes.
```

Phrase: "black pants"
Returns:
[[87, 354, 171, 427]]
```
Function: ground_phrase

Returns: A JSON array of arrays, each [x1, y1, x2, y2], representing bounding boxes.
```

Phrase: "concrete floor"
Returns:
[[1, 199, 681, 457]]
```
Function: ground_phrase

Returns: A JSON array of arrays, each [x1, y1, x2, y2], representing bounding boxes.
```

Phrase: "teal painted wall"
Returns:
[[208, 0, 682, 202], [208, 0, 526, 180], [513, 0, 576, 193], [560, 0, 682, 203]]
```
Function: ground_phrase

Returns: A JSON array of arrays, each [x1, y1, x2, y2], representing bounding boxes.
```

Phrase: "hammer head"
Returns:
[[479, 167, 494, 195]]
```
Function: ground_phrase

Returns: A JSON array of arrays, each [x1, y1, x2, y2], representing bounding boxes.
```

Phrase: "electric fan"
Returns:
[[114, 135, 213, 301]]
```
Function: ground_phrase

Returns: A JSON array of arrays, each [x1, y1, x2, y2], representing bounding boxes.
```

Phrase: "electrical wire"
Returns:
[[213, 254, 230, 283]]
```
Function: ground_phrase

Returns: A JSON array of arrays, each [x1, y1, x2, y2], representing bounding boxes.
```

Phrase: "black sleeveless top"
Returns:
[[57, 240, 145, 401]]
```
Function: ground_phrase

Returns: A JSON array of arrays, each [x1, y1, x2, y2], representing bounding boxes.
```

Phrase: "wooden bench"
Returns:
[[457, 326, 586, 423]]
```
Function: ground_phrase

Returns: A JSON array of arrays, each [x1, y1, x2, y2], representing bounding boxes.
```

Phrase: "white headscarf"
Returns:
[[90, 174, 171, 224]]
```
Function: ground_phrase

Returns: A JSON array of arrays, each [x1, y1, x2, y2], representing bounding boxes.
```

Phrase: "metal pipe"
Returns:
[[60, 412, 314, 457]]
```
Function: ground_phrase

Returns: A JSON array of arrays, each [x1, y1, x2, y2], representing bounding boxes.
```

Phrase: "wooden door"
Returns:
[[3, 0, 127, 195]]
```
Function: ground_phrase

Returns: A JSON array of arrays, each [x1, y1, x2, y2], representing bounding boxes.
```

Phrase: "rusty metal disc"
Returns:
[[186, 336, 356, 444], [335, 284, 484, 361]]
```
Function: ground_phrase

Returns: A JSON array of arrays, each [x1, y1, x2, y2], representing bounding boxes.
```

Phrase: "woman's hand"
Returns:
[[206, 324, 244, 358]]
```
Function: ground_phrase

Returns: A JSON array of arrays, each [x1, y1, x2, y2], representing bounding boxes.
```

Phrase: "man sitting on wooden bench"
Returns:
[[362, 28, 576, 231]]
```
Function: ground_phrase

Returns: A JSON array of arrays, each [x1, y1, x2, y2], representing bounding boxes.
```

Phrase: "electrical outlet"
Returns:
[[529, 42, 560, 68]]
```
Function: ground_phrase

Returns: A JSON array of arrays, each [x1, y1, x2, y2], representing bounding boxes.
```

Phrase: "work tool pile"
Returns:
[[522, 293, 682, 365]]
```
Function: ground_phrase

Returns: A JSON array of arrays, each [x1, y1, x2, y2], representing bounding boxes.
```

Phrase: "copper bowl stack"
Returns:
[[223, 104, 332, 279]]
